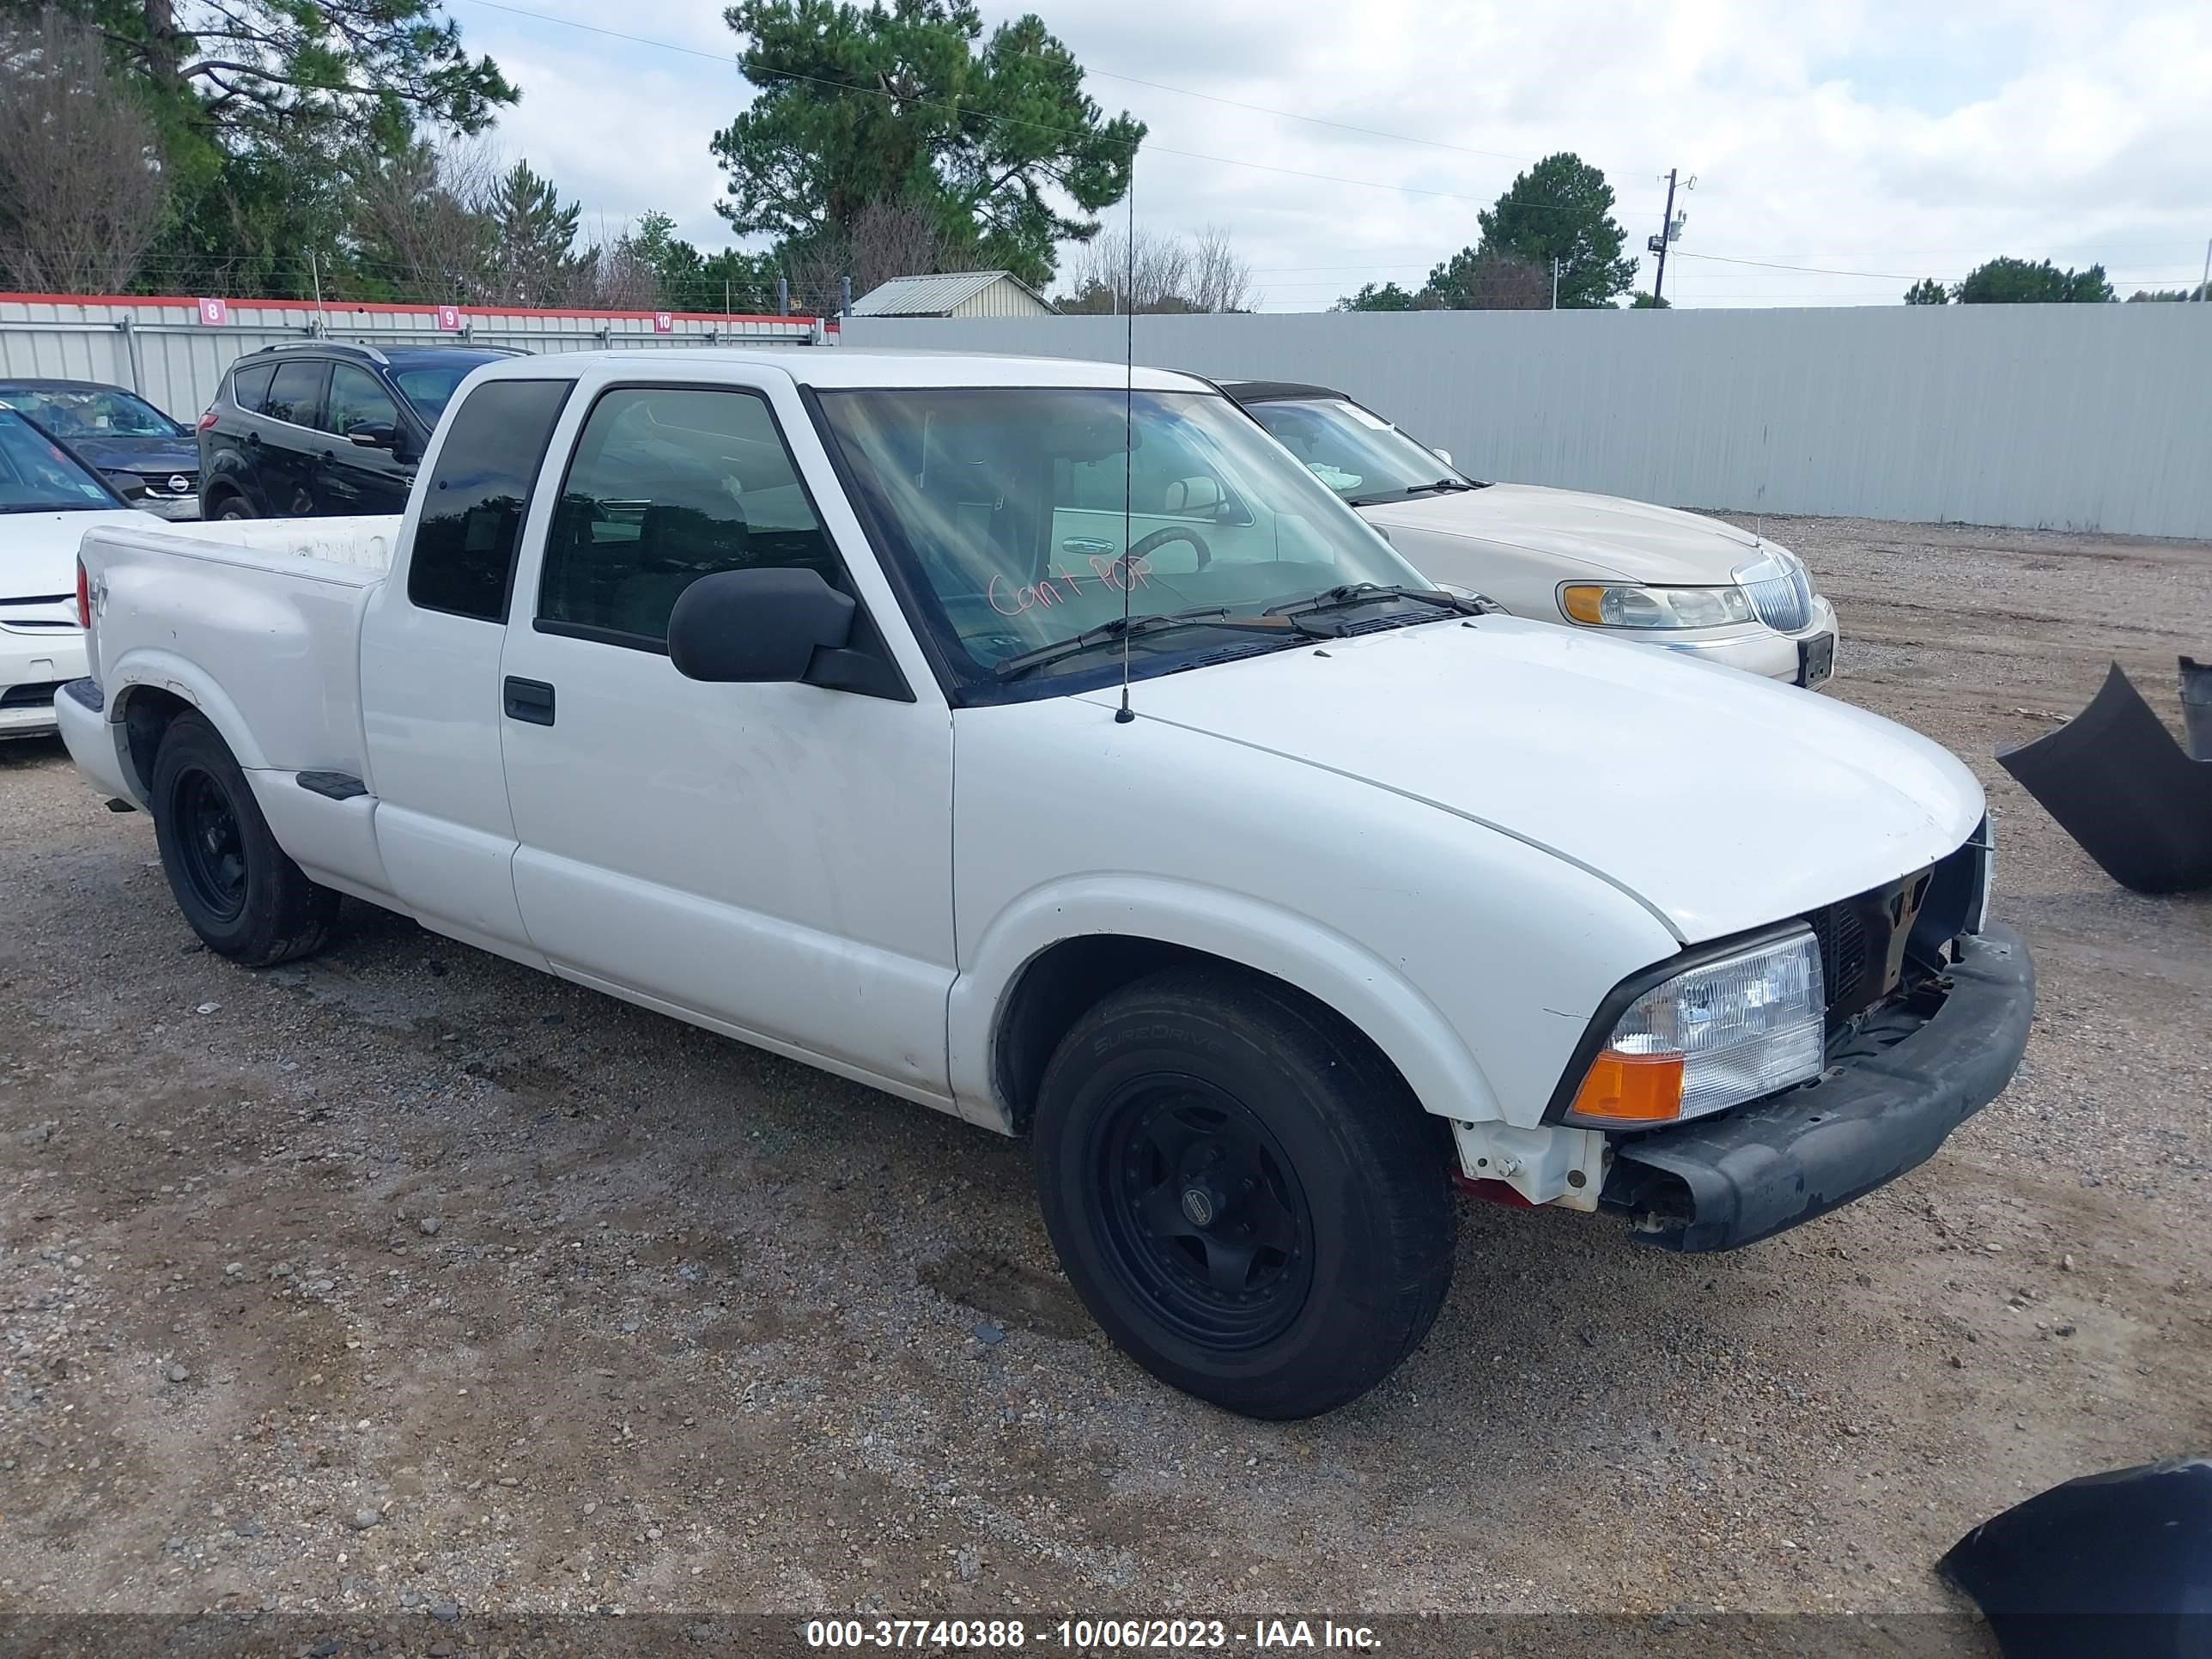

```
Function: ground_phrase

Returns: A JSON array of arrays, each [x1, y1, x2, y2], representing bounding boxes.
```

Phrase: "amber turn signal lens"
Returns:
[[1568, 1049, 1686, 1122], [1559, 584, 1606, 624]]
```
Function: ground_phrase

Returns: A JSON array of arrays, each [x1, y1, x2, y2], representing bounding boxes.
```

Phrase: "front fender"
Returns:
[[947, 874, 1504, 1133]]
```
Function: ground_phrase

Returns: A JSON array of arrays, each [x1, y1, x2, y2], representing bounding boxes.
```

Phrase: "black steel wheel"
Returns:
[[169, 766, 248, 924], [1092, 1078, 1314, 1349], [1033, 965, 1455, 1419], [149, 712, 337, 966]]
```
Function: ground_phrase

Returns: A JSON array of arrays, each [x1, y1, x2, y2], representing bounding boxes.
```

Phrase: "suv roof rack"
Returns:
[[244, 339, 391, 367]]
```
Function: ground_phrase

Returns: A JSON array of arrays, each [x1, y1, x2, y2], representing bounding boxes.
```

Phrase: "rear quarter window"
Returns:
[[228, 362, 277, 414], [405, 379, 574, 622]]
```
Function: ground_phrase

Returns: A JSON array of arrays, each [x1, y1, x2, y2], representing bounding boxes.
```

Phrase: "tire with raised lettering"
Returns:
[[150, 712, 337, 967], [1032, 965, 1455, 1419]]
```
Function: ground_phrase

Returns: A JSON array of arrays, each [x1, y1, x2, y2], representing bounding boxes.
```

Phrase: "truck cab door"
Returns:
[[357, 376, 576, 959], [493, 372, 957, 1105]]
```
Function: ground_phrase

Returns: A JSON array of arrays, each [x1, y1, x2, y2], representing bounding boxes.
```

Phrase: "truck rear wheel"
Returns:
[[1031, 966, 1455, 1419], [150, 713, 337, 966]]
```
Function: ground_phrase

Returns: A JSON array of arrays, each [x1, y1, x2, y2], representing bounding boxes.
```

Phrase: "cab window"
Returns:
[[538, 386, 842, 650], [405, 379, 574, 622]]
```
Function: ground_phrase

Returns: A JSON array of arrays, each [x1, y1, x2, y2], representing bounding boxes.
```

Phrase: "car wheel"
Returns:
[[214, 495, 255, 520], [149, 713, 337, 966], [1032, 966, 1455, 1419]]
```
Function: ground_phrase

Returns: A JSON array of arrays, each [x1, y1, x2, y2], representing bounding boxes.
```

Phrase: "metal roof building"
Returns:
[[848, 270, 1056, 319]]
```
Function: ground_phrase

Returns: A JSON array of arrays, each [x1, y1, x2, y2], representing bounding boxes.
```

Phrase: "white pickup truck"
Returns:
[[59, 348, 2033, 1419]]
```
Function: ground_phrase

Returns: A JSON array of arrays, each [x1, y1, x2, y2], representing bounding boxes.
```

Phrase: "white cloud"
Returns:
[[455, 0, 2212, 308]]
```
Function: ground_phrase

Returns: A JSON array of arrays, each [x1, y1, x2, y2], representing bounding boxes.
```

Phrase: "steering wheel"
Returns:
[[1126, 524, 1212, 573]]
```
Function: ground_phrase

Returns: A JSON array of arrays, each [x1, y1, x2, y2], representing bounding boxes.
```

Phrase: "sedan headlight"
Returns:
[[1559, 581, 1755, 629], [1563, 928, 1826, 1127]]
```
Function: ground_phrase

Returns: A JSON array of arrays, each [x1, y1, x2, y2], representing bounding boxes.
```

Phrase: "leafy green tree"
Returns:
[[1628, 289, 1668, 308], [2125, 284, 2208, 302], [1468, 152, 1636, 309], [481, 160, 584, 306], [1334, 281, 1423, 312], [1954, 258, 2114, 304], [710, 0, 1143, 288], [1904, 277, 1948, 305]]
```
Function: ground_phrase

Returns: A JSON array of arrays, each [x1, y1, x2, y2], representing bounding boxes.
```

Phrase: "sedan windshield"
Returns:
[[0, 386, 182, 440], [0, 410, 123, 514], [1243, 396, 1481, 506], [815, 387, 1436, 690]]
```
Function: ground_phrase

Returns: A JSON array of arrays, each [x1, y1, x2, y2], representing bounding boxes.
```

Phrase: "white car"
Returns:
[[1224, 380, 1840, 687], [0, 409, 166, 738], [58, 349, 2031, 1419]]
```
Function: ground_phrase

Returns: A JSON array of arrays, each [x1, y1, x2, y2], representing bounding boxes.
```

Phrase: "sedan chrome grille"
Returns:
[[1737, 552, 1813, 632]]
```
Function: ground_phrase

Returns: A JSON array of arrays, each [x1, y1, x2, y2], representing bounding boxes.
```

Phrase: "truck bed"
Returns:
[[79, 516, 402, 783]]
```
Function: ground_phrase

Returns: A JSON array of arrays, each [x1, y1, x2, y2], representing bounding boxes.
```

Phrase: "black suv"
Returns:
[[198, 342, 522, 520]]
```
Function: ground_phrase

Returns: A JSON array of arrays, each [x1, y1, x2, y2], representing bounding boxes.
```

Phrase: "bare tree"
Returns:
[[349, 141, 499, 302], [848, 201, 945, 295], [786, 200, 947, 313], [1187, 224, 1255, 313], [0, 10, 166, 292], [1059, 226, 1253, 313], [568, 217, 659, 310]]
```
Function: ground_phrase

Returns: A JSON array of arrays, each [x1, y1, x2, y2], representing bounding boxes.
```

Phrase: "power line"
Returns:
[[449, 0, 1617, 216], [454, 0, 1539, 167]]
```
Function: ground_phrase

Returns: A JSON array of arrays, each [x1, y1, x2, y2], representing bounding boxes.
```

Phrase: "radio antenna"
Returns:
[[1114, 157, 1137, 725]]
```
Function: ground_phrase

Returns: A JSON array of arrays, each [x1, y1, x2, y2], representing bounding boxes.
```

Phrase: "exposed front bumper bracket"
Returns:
[[1601, 925, 2033, 1252]]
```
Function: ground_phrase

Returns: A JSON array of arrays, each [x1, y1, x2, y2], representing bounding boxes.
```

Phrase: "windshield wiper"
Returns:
[[1345, 478, 1480, 507], [991, 606, 1316, 681], [1263, 582, 1494, 623]]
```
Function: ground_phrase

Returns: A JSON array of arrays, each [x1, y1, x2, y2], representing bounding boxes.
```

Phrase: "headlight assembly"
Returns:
[[1563, 928, 1826, 1127], [1559, 581, 1756, 629]]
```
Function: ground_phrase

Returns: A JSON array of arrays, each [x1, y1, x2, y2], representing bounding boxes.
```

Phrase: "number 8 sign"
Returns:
[[195, 297, 228, 325]]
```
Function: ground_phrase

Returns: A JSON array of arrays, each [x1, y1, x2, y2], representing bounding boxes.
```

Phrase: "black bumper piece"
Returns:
[[1601, 925, 2033, 1253], [1996, 660, 2212, 894]]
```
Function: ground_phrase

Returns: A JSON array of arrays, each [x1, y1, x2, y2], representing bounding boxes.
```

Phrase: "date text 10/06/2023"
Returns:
[[987, 555, 1161, 618], [804, 1617, 1381, 1650]]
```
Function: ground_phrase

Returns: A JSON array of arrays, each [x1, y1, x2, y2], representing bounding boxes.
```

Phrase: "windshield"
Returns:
[[815, 387, 1434, 691], [0, 411, 123, 514], [389, 360, 497, 422], [0, 386, 182, 441], [1243, 397, 1478, 505]]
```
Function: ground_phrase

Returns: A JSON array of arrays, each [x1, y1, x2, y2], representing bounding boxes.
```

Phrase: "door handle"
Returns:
[[502, 676, 556, 726], [1061, 536, 1116, 555]]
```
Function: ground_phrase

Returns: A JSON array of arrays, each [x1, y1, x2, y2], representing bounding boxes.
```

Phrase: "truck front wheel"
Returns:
[[1032, 966, 1455, 1419], [149, 713, 337, 966]]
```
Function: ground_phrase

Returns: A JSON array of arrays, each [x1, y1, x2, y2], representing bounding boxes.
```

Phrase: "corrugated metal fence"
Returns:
[[842, 306, 2212, 539], [0, 293, 824, 427]]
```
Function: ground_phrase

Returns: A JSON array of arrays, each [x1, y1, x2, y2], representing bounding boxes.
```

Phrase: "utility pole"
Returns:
[[2200, 237, 2210, 301], [1551, 256, 1559, 309], [1650, 170, 1678, 303], [1648, 172, 1694, 304], [309, 249, 325, 336]]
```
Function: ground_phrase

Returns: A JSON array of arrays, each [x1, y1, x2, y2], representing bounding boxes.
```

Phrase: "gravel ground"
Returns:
[[2, 514, 2208, 1644]]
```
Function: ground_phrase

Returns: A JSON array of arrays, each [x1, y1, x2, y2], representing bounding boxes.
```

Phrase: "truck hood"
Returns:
[[1077, 617, 1981, 945], [1361, 483, 1768, 586], [2, 508, 162, 600]]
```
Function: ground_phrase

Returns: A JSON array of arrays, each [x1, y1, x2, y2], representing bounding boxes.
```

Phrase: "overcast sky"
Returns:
[[450, 0, 2212, 310]]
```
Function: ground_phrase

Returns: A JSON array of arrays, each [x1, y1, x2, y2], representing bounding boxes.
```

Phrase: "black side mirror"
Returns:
[[348, 422, 398, 450], [668, 567, 855, 684]]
